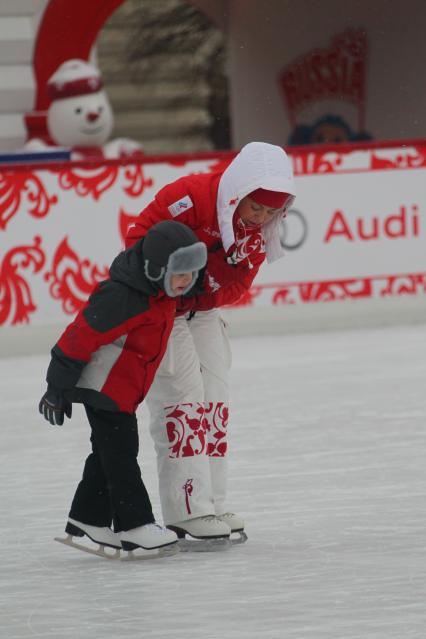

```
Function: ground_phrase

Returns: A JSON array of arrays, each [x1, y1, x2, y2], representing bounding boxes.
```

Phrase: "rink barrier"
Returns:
[[2, 294, 426, 359], [1, 138, 426, 357]]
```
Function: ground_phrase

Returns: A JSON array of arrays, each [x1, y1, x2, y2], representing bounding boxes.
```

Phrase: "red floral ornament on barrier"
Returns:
[[370, 146, 426, 171], [53, 165, 119, 201], [291, 145, 426, 178], [254, 272, 426, 305], [45, 237, 109, 314], [230, 285, 262, 307], [291, 151, 344, 176], [0, 236, 46, 326], [379, 273, 426, 296], [205, 157, 233, 174], [119, 208, 139, 244], [122, 164, 154, 197], [272, 285, 296, 304], [0, 170, 58, 230], [299, 278, 372, 302], [51, 163, 155, 202]]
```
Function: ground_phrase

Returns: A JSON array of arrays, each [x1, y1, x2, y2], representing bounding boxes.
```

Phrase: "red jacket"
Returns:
[[46, 240, 176, 414], [126, 171, 266, 310], [126, 143, 297, 311]]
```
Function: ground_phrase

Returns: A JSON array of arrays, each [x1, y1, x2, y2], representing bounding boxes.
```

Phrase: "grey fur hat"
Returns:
[[143, 220, 207, 297]]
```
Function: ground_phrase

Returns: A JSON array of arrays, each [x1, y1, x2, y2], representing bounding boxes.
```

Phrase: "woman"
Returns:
[[126, 142, 296, 546]]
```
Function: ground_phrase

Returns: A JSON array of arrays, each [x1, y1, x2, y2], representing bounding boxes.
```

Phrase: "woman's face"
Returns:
[[236, 196, 282, 228]]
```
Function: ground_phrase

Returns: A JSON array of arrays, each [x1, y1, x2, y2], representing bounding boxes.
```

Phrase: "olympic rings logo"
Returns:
[[279, 209, 308, 250]]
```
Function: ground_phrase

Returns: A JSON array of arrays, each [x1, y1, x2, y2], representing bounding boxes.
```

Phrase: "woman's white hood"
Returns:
[[217, 141, 296, 263]]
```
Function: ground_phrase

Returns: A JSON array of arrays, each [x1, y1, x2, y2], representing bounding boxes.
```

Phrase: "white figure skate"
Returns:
[[120, 523, 179, 561], [168, 515, 232, 552], [217, 513, 248, 545], [55, 517, 121, 559]]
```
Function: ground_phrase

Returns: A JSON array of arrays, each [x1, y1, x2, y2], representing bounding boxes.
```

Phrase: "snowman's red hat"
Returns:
[[47, 59, 103, 101]]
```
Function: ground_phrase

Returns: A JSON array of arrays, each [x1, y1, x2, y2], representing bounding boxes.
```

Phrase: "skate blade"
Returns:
[[54, 535, 121, 560], [121, 543, 180, 561], [178, 537, 232, 553], [230, 531, 248, 545]]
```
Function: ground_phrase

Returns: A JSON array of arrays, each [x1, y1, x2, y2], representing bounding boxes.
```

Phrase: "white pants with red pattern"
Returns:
[[145, 309, 232, 525]]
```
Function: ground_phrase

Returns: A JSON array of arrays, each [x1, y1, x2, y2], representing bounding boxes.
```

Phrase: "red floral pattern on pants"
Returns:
[[204, 402, 228, 456], [166, 403, 207, 458], [165, 402, 228, 458]]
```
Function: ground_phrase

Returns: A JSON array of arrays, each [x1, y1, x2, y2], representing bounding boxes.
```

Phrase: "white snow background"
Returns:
[[1, 325, 426, 639]]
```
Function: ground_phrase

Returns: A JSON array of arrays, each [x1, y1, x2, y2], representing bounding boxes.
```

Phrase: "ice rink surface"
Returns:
[[1, 324, 426, 639]]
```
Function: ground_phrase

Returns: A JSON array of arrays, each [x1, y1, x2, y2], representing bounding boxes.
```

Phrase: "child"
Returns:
[[38, 220, 207, 558]]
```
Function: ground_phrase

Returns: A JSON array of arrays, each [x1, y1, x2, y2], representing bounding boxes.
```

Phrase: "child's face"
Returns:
[[237, 196, 282, 228], [170, 272, 193, 295]]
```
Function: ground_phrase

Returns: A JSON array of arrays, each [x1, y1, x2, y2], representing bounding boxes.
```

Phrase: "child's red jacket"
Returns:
[[46, 240, 175, 414]]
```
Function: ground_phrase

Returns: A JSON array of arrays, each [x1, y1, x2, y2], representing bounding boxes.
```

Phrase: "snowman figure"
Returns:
[[26, 59, 143, 160]]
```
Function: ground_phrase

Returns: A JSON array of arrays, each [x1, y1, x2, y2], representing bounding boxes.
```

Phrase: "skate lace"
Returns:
[[146, 523, 171, 535], [202, 515, 223, 525]]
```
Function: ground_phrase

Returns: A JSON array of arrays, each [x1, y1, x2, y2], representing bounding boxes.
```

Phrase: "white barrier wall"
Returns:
[[1, 140, 426, 355]]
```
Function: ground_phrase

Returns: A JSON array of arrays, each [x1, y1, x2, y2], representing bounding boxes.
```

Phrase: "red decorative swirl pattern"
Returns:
[[379, 273, 426, 297], [292, 144, 426, 177], [122, 164, 153, 197], [0, 170, 58, 230], [238, 273, 426, 306], [44, 237, 109, 314], [0, 236, 46, 325], [53, 166, 119, 201], [205, 402, 228, 457], [231, 286, 263, 307], [166, 403, 208, 458], [165, 402, 228, 458]]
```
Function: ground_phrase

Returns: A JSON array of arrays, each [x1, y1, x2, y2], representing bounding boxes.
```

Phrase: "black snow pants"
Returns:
[[68, 405, 154, 532]]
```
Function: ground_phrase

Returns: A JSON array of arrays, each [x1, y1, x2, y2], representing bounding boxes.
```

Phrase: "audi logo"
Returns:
[[279, 209, 308, 250]]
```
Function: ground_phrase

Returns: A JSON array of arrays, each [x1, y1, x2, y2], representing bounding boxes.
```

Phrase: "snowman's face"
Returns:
[[47, 90, 114, 147]]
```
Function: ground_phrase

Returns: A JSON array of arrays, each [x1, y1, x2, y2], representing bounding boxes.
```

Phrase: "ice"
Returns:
[[1, 324, 426, 638]]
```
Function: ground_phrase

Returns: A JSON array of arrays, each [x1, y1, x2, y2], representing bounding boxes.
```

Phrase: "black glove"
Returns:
[[38, 385, 72, 426]]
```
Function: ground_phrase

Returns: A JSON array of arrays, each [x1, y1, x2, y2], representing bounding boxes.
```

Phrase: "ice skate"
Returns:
[[217, 513, 248, 545], [120, 523, 179, 561], [167, 515, 232, 552], [54, 517, 121, 559]]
